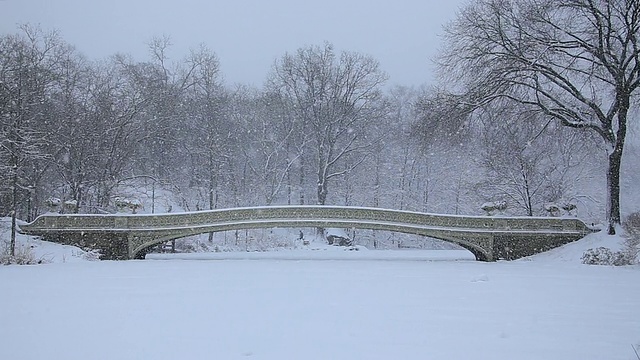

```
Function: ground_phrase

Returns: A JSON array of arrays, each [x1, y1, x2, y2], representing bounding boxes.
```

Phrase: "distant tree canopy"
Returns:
[[2, 22, 636, 252]]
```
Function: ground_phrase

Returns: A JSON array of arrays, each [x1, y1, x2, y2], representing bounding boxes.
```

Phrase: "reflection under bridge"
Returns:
[[18, 205, 594, 261]]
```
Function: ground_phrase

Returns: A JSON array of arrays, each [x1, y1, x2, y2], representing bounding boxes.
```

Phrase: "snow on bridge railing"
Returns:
[[20, 205, 592, 234]]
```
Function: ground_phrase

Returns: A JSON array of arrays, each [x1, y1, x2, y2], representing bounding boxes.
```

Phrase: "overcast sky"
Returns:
[[0, 0, 465, 87]]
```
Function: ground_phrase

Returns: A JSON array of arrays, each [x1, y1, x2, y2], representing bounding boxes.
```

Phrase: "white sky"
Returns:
[[0, 0, 465, 87]]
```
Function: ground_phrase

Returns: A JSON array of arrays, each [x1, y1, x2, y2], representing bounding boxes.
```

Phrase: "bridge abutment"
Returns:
[[492, 233, 585, 260], [43, 232, 130, 260]]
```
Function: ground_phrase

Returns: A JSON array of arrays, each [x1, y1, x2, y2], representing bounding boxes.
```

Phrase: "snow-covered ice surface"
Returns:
[[146, 245, 477, 261], [1, 229, 639, 360]]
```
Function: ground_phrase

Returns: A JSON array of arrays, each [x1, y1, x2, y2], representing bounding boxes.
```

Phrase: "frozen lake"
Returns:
[[1, 253, 639, 360]]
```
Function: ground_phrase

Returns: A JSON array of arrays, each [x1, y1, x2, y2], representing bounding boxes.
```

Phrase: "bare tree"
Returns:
[[83, 59, 148, 208], [0, 25, 68, 255], [47, 46, 108, 214], [182, 45, 229, 208], [476, 104, 594, 216], [413, 87, 474, 145], [264, 88, 311, 205], [121, 36, 187, 181], [268, 43, 388, 206], [243, 91, 305, 205], [439, 0, 640, 234]]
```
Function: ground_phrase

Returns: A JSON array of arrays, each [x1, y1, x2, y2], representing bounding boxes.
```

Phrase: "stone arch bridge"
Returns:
[[18, 205, 594, 261]]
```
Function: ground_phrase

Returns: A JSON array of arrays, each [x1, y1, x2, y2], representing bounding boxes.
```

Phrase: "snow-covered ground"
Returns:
[[1, 223, 639, 360], [147, 245, 477, 261]]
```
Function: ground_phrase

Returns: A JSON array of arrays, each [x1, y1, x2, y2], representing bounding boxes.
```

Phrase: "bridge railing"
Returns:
[[21, 206, 591, 234]]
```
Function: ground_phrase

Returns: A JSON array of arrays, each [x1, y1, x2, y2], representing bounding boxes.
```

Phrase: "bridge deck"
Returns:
[[21, 218, 587, 235]]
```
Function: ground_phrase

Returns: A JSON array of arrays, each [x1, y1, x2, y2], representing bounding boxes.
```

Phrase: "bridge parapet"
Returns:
[[24, 206, 590, 233]]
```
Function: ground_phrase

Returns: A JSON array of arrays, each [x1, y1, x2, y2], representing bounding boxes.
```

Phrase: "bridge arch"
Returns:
[[129, 220, 491, 261]]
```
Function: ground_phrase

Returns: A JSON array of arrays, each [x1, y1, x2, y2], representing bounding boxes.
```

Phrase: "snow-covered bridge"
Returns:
[[19, 205, 594, 261]]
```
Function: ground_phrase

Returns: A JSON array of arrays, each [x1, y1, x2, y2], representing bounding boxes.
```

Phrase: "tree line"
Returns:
[[2, 0, 639, 252]]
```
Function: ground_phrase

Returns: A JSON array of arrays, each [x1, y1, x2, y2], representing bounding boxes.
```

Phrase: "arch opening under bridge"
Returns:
[[129, 221, 492, 261]]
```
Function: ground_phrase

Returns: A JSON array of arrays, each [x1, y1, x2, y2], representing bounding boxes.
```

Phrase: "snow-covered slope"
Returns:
[[525, 228, 627, 263], [1, 217, 95, 263]]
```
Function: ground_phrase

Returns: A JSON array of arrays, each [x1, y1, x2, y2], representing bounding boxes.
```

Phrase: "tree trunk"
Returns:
[[523, 175, 533, 217], [299, 153, 305, 205], [286, 142, 292, 205], [373, 151, 380, 208], [607, 142, 623, 235], [286, 162, 292, 205], [315, 164, 328, 237], [208, 167, 216, 243], [607, 98, 629, 235], [10, 163, 18, 257], [317, 180, 327, 205]]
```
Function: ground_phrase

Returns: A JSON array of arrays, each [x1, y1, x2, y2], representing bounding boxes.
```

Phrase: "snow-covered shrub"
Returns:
[[45, 197, 62, 212], [581, 213, 640, 266], [622, 212, 640, 264], [114, 197, 128, 212], [177, 241, 198, 253], [80, 249, 102, 261], [113, 197, 143, 213], [0, 243, 47, 265], [128, 199, 142, 214], [581, 247, 614, 265], [611, 251, 634, 266], [561, 202, 577, 214], [582, 245, 635, 266], [544, 201, 577, 217], [175, 238, 214, 253], [544, 203, 561, 217], [481, 201, 507, 215]]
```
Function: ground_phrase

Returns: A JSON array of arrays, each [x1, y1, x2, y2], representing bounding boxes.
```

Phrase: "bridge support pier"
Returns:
[[127, 234, 158, 260]]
